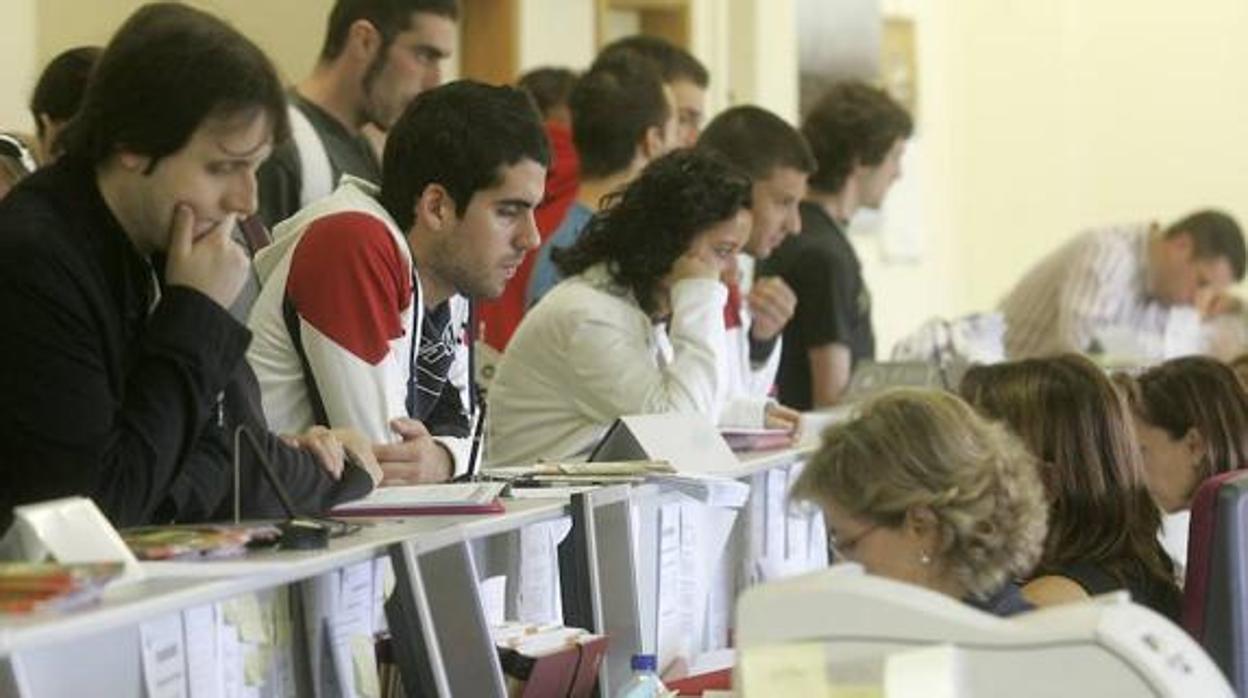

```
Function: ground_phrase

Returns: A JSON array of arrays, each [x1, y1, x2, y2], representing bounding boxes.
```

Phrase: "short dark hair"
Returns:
[[29, 46, 101, 136], [553, 148, 751, 316], [595, 34, 708, 88], [570, 55, 669, 179], [58, 3, 289, 169], [802, 80, 913, 194], [380, 80, 549, 228], [320, 0, 459, 62], [698, 105, 816, 181], [517, 67, 578, 119], [1164, 209, 1246, 280]]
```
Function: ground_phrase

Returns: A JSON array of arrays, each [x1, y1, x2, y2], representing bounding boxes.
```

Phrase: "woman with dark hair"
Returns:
[[486, 148, 753, 466], [1119, 357, 1248, 513], [960, 354, 1181, 619]]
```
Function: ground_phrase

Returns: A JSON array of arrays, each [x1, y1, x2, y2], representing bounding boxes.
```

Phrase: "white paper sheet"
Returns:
[[141, 613, 187, 698], [219, 616, 243, 698], [479, 575, 508, 627], [183, 605, 222, 698], [765, 468, 788, 560], [333, 563, 378, 698], [655, 500, 685, 671], [515, 518, 572, 625]]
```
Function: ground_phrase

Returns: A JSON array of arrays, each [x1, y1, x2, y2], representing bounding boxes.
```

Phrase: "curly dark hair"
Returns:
[[552, 148, 750, 316]]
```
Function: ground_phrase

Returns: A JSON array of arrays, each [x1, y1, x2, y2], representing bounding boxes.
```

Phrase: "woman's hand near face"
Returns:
[[668, 248, 721, 284]]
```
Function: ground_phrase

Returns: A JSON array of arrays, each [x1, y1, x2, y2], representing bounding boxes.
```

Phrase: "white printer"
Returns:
[[735, 565, 1232, 697]]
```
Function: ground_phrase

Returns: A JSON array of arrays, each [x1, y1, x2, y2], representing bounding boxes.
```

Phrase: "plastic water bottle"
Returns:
[[614, 654, 668, 698]]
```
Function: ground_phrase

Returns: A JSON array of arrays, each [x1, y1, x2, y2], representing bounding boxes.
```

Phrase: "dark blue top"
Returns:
[[967, 582, 1034, 617], [526, 201, 594, 309]]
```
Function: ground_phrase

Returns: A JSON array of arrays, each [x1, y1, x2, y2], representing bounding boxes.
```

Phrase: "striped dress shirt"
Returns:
[[999, 223, 1174, 358]]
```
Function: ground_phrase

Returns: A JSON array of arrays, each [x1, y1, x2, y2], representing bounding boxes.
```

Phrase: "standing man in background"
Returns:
[[256, 0, 457, 227], [999, 211, 1245, 358], [760, 81, 912, 409]]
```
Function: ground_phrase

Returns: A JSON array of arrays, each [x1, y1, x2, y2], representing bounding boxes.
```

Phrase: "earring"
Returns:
[[919, 550, 932, 566]]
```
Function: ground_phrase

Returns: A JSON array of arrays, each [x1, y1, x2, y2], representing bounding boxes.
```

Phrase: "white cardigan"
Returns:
[[487, 264, 768, 466]]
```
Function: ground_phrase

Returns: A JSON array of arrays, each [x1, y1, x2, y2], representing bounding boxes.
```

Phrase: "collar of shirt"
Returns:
[[36, 157, 158, 327]]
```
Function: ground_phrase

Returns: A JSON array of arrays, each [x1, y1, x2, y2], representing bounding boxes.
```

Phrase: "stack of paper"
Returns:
[[0, 561, 124, 614]]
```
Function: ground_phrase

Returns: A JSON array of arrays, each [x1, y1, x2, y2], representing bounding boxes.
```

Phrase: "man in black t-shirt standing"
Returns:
[[759, 82, 912, 409]]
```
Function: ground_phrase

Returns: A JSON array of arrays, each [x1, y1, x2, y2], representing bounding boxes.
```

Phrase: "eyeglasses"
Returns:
[[827, 523, 882, 560]]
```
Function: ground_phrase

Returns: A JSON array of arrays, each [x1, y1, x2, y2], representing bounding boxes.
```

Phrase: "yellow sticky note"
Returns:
[[228, 594, 269, 644], [738, 643, 882, 698], [351, 634, 381, 698], [273, 594, 292, 647], [243, 645, 273, 687]]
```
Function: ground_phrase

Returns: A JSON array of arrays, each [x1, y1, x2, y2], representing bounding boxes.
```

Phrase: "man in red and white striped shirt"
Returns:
[[999, 210, 1245, 359]]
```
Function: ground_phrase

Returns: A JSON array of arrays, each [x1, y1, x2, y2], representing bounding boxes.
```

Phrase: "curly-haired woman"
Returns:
[[790, 388, 1048, 616], [487, 148, 773, 465]]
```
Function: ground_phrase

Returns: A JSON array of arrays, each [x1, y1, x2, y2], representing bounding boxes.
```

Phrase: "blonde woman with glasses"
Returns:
[[791, 388, 1048, 616]]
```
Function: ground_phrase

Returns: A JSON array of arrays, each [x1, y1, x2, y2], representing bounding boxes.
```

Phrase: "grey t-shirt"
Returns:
[[255, 91, 382, 228]]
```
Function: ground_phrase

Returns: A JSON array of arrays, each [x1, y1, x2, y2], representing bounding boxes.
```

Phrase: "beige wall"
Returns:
[[937, 0, 1248, 316], [35, 0, 333, 85], [16, 0, 1248, 356], [0, 0, 38, 133]]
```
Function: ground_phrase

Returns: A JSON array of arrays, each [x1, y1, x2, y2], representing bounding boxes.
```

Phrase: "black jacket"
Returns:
[[0, 158, 370, 530]]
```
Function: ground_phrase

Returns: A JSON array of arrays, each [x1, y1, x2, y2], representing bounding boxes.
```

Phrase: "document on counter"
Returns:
[[745, 472, 767, 583], [141, 612, 188, 698], [330, 562, 379, 698], [516, 518, 571, 624], [764, 468, 788, 560], [372, 557, 392, 635], [786, 466, 811, 563], [692, 504, 739, 654], [219, 617, 243, 698], [807, 508, 830, 568], [183, 604, 222, 698], [479, 574, 508, 627], [655, 500, 685, 670]]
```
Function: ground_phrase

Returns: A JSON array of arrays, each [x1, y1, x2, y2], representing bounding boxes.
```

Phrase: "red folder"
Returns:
[[667, 667, 733, 695]]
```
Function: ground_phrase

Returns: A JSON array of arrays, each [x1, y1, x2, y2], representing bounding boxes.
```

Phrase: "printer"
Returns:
[[735, 564, 1232, 697]]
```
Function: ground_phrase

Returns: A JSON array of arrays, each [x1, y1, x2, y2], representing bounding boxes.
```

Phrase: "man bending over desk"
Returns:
[[0, 4, 384, 530], [246, 81, 549, 483]]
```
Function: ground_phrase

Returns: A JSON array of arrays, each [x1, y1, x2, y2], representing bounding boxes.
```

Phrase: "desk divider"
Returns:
[[560, 484, 643, 698], [386, 528, 507, 697]]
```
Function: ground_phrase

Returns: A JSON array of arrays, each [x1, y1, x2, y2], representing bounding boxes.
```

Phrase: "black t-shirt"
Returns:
[[1047, 558, 1181, 621], [758, 201, 874, 410]]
